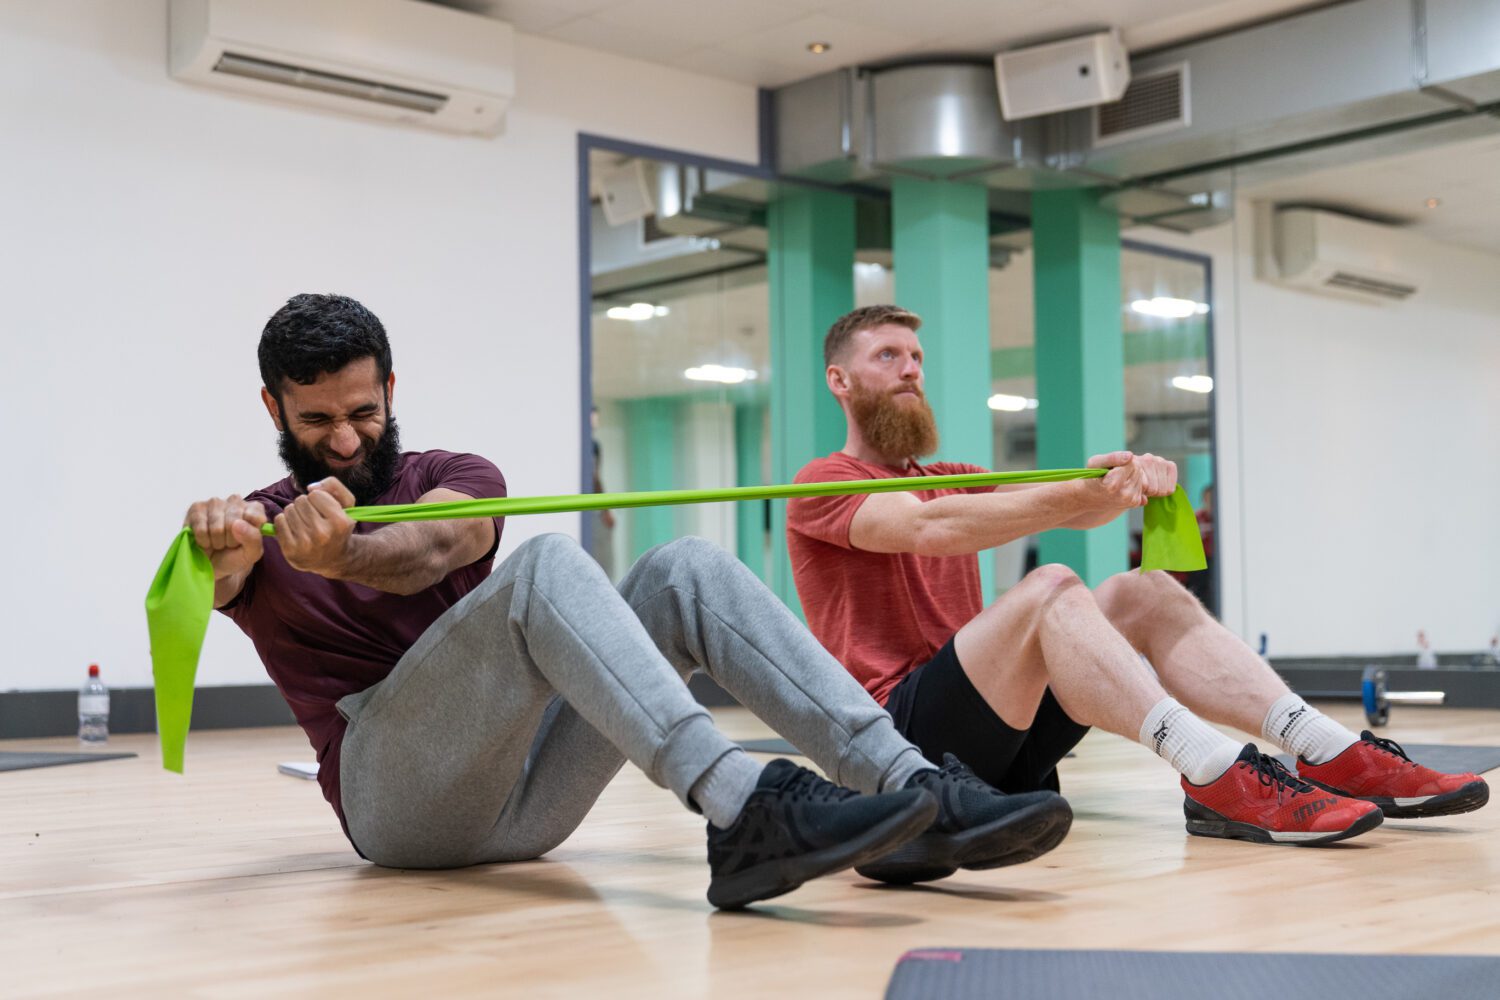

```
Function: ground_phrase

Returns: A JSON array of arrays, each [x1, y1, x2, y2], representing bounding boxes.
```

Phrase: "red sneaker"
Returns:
[[1297, 731, 1490, 819], [1182, 744, 1382, 846]]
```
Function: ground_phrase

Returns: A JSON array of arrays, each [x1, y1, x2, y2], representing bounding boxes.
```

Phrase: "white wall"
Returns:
[[1142, 202, 1500, 658], [0, 1, 758, 691]]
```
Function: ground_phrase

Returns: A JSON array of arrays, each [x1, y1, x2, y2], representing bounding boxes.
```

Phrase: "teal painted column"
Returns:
[[768, 188, 856, 615], [734, 402, 767, 581], [1032, 188, 1127, 586], [891, 177, 994, 597], [622, 397, 678, 561], [1185, 452, 1213, 509]]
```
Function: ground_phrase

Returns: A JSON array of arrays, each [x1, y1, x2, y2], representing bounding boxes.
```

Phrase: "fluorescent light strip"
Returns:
[[685, 365, 757, 384], [988, 393, 1038, 412], [1130, 297, 1209, 319], [1171, 375, 1213, 393], [605, 303, 670, 321]]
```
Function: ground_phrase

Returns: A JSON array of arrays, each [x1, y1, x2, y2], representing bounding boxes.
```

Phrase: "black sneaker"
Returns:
[[855, 754, 1074, 885], [705, 758, 938, 910]]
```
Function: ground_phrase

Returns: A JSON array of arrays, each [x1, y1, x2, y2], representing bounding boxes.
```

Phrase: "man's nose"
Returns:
[[329, 424, 360, 457]]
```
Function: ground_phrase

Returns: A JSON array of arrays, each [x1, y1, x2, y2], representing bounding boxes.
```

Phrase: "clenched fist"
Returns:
[[185, 495, 267, 581]]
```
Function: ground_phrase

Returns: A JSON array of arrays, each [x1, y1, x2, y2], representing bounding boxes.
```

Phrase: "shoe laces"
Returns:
[[770, 765, 857, 805], [1243, 751, 1317, 803], [1361, 730, 1416, 767], [922, 753, 1002, 798]]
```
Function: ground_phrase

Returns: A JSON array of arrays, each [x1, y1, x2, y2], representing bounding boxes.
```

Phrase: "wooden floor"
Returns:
[[4, 703, 1498, 998]]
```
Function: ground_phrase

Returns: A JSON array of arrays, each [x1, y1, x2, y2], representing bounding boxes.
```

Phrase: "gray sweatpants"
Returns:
[[337, 534, 927, 868]]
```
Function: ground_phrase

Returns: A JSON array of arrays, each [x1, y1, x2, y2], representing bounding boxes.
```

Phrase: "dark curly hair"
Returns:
[[258, 293, 392, 400]]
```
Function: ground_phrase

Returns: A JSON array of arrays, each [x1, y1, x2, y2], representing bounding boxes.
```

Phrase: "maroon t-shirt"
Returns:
[[220, 450, 506, 835]]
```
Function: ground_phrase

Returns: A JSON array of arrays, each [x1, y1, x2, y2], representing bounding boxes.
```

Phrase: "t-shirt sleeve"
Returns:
[[415, 451, 508, 559], [787, 461, 869, 550]]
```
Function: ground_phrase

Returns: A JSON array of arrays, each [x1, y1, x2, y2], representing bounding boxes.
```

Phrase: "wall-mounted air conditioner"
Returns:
[[1272, 208, 1420, 303], [169, 0, 514, 136]]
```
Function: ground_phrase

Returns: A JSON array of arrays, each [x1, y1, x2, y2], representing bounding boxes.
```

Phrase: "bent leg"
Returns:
[[618, 536, 929, 794], [339, 533, 752, 868], [953, 564, 1164, 738], [1094, 570, 1293, 734]]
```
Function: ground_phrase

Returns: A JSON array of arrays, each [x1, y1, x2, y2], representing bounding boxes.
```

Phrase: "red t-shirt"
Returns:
[[787, 453, 994, 705], [221, 450, 506, 834]]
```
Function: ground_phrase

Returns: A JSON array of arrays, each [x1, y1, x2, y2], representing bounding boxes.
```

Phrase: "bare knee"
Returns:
[[1096, 569, 1205, 639], [1021, 562, 1083, 594]]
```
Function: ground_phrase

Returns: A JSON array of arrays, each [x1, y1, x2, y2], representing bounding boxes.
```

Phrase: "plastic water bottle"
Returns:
[[78, 664, 109, 744]]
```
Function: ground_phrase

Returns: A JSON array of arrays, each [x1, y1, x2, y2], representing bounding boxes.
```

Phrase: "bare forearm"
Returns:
[[913, 482, 1105, 555], [325, 525, 464, 595], [213, 572, 249, 609], [1059, 508, 1125, 530]]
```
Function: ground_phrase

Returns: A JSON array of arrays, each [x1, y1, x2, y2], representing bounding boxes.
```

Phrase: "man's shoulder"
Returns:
[[794, 452, 872, 484], [245, 474, 297, 511]]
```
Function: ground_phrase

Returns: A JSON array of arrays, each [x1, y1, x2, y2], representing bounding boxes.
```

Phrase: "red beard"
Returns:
[[848, 375, 939, 461]]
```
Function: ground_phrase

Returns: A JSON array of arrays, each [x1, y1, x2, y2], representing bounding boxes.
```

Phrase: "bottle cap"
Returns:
[[88, 664, 100, 677]]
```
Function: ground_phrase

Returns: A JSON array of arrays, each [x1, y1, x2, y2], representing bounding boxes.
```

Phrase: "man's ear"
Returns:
[[385, 371, 396, 415], [260, 386, 284, 431], [826, 364, 850, 399]]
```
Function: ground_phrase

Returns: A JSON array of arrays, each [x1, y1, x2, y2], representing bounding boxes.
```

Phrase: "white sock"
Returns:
[[690, 750, 763, 829], [1261, 693, 1359, 764], [1139, 697, 1243, 785]]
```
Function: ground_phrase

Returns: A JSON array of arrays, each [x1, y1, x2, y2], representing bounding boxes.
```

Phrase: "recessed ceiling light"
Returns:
[[1425, 197, 1441, 209], [807, 42, 831, 54]]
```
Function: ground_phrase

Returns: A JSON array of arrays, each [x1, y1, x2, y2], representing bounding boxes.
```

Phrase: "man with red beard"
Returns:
[[788, 305, 1486, 873]]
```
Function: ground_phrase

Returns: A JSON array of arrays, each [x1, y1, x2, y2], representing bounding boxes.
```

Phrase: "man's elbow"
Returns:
[[910, 522, 968, 558]]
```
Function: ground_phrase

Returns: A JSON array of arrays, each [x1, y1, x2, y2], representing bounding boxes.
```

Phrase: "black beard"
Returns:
[[278, 414, 403, 506]]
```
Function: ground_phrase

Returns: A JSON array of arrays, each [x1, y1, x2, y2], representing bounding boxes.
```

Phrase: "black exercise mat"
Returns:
[[737, 738, 801, 755], [1275, 743, 1500, 776], [0, 751, 137, 772], [884, 948, 1500, 1000]]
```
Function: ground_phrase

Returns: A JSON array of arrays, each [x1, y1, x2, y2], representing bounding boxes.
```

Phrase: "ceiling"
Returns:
[[429, 0, 1333, 87], [1238, 132, 1500, 258]]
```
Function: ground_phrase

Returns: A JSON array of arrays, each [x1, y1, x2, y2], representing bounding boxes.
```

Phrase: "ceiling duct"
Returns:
[[1073, 0, 1500, 182], [771, 0, 1500, 235]]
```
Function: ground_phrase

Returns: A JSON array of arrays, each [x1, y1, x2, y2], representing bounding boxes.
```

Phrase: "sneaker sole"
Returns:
[[707, 793, 939, 910], [1183, 797, 1384, 846], [854, 797, 1075, 886], [1304, 777, 1490, 819]]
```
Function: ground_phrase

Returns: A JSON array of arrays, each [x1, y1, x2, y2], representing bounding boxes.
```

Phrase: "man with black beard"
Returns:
[[788, 305, 1485, 866], [181, 293, 1077, 911]]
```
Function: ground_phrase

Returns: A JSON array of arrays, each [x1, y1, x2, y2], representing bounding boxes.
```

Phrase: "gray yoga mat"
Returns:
[[884, 948, 1500, 1000], [1276, 743, 1500, 776], [0, 751, 137, 772]]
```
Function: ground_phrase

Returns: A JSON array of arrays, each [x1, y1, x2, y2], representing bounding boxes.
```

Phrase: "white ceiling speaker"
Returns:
[[995, 29, 1130, 121], [598, 161, 656, 226], [169, 0, 515, 136]]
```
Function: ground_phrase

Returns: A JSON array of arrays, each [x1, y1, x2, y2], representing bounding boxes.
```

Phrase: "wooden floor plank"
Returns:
[[4, 704, 1497, 998]]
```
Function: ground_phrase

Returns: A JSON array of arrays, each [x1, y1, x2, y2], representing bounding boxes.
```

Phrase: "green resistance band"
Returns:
[[145, 470, 1205, 772]]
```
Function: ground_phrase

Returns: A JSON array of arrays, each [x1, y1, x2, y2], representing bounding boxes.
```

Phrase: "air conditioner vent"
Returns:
[[1323, 271, 1417, 300], [1094, 65, 1189, 145], [213, 53, 449, 113]]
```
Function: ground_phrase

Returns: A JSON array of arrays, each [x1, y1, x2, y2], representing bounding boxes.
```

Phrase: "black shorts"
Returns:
[[883, 638, 1090, 794]]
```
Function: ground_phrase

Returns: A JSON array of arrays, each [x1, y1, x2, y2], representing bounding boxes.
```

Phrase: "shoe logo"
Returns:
[[1279, 707, 1308, 742], [1292, 798, 1330, 823], [1152, 721, 1170, 754]]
